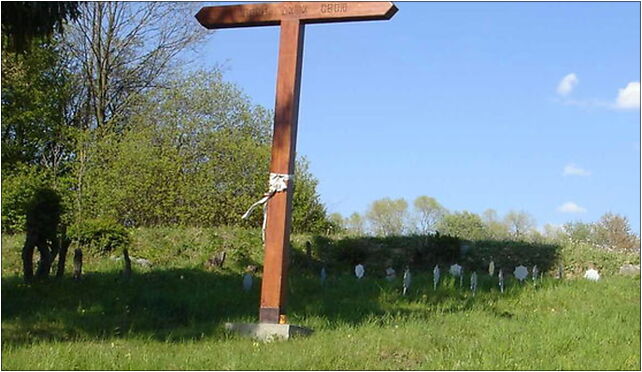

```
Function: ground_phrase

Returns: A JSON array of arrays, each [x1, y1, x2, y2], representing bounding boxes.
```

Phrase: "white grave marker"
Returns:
[[498, 269, 504, 293], [532, 265, 539, 281], [489, 260, 495, 277], [514, 265, 528, 282], [584, 268, 600, 281], [450, 264, 463, 288], [449, 264, 462, 277], [403, 267, 411, 296], [385, 267, 396, 281], [470, 272, 478, 295], [433, 265, 440, 290], [355, 264, 365, 279]]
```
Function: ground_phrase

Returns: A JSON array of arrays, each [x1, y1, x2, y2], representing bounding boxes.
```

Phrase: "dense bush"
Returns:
[[437, 212, 487, 241], [2, 67, 334, 236], [25, 186, 64, 238], [307, 233, 461, 274], [559, 242, 640, 277], [76, 70, 334, 234], [68, 218, 130, 254], [1, 166, 49, 233], [310, 234, 562, 276], [463, 240, 560, 274]]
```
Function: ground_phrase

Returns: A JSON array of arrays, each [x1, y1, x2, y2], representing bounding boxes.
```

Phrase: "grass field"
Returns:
[[2, 233, 640, 370]]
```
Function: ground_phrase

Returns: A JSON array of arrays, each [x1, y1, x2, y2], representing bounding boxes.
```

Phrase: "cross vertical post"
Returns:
[[260, 19, 305, 323], [195, 1, 397, 328]]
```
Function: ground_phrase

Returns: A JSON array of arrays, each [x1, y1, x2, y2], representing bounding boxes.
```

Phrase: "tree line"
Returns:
[[2, 2, 335, 236], [331, 196, 640, 253], [2, 2, 638, 257]]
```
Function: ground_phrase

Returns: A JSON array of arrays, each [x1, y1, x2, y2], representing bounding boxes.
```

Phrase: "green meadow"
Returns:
[[2, 231, 640, 370]]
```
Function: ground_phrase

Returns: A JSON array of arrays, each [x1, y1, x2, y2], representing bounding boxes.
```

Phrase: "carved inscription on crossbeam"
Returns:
[[242, 4, 306, 18], [244, 3, 348, 17], [196, 2, 397, 29], [321, 3, 348, 13]]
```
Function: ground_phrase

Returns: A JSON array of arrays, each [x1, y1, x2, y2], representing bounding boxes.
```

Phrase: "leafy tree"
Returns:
[[327, 213, 345, 235], [504, 210, 536, 239], [1, 36, 75, 235], [1, 37, 73, 178], [291, 159, 335, 234], [80, 69, 269, 226], [345, 212, 366, 236], [61, 2, 207, 222], [366, 198, 408, 236], [562, 221, 595, 244], [593, 213, 640, 253], [1, 165, 49, 233], [481, 208, 510, 240], [437, 211, 487, 241], [542, 223, 564, 242], [412, 195, 446, 234], [62, 2, 205, 132], [78, 69, 331, 233]]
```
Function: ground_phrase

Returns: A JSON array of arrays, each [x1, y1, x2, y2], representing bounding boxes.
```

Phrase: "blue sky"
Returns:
[[191, 2, 640, 233]]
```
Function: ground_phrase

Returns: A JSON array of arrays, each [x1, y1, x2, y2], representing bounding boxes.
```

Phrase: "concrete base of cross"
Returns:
[[224, 322, 313, 341]]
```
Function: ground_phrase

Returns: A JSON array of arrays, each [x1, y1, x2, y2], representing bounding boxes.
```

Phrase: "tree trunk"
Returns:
[[73, 248, 83, 280], [122, 248, 132, 279], [22, 233, 37, 283], [56, 236, 71, 278], [35, 239, 52, 279]]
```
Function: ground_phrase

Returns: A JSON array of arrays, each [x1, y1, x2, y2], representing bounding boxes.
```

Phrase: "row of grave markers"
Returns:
[[241, 262, 601, 293], [355, 262, 545, 295]]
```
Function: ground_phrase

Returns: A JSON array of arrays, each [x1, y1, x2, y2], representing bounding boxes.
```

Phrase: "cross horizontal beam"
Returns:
[[195, 2, 397, 29]]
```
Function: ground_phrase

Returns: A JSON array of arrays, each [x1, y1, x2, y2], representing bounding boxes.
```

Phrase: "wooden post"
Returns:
[[195, 1, 398, 324], [260, 19, 305, 323]]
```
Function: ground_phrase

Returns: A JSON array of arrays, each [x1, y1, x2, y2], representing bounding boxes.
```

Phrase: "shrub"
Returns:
[[315, 233, 461, 274], [559, 241, 640, 277], [410, 234, 461, 267], [25, 187, 64, 238], [1, 166, 49, 233], [463, 240, 560, 274], [68, 218, 130, 254]]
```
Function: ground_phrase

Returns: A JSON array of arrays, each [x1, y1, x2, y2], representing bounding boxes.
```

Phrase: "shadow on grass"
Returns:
[[2, 268, 558, 346], [2, 269, 259, 345], [2, 234, 562, 345]]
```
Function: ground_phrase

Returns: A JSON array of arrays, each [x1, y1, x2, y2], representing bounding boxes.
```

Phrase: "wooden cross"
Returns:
[[196, 2, 397, 324]]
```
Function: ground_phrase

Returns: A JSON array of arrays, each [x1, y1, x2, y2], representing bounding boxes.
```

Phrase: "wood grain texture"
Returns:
[[259, 19, 305, 323], [195, 2, 397, 29]]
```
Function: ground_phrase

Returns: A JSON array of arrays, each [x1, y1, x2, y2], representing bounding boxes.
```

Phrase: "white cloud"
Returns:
[[615, 81, 640, 110], [557, 202, 587, 214], [563, 163, 591, 176], [557, 73, 578, 96]]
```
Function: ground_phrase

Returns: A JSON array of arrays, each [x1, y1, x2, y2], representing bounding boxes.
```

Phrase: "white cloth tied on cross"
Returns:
[[242, 172, 294, 241]]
